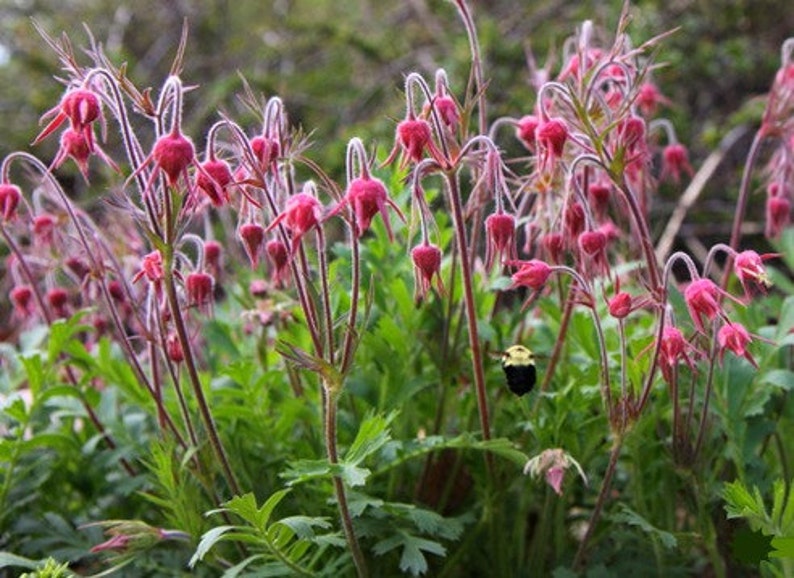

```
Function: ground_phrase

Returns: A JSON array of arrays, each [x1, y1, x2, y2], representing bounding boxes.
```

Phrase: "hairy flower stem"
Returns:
[[443, 172, 493, 453], [163, 271, 240, 495], [573, 435, 625, 569], [324, 389, 369, 578]]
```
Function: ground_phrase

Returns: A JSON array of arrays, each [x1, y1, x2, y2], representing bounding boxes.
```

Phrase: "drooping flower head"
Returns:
[[411, 243, 444, 303], [734, 250, 776, 298], [507, 259, 553, 291], [717, 322, 758, 367], [523, 448, 588, 496], [683, 278, 740, 334], [265, 189, 324, 254], [484, 212, 516, 271], [329, 176, 404, 241]]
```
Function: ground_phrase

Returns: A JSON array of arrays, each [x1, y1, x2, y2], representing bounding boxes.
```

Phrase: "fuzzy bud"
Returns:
[[509, 259, 553, 290], [153, 131, 195, 187], [485, 212, 516, 270], [411, 243, 444, 302], [196, 159, 233, 206], [186, 272, 214, 308], [0, 183, 21, 221], [239, 223, 265, 267]]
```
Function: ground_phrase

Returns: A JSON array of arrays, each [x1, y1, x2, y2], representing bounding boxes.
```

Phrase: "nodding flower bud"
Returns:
[[636, 82, 668, 117], [516, 115, 540, 151], [542, 232, 565, 264], [411, 243, 444, 302], [433, 96, 460, 128], [166, 333, 184, 363], [47, 287, 70, 318], [266, 239, 290, 285], [65, 256, 90, 281], [397, 118, 434, 163], [10, 285, 35, 319], [535, 118, 568, 158], [204, 240, 223, 276], [508, 259, 553, 291], [608, 292, 633, 319], [239, 223, 265, 268], [660, 143, 693, 184], [578, 230, 606, 256], [265, 192, 323, 253], [133, 250, 165, 287], [734, 250, 775, 297], [717, 322, 757, 367], [152, 130, 195, 187], [108, 280, 126, 304], [62, 89, 101, 131], [251, 136, 280, 170], [765, 195, 790, 239], [0, 183, 21, 221], [684, 278, 726, 334], [196, 159, 233, 207], [618, 116, 646, 152], [186, 272, 214, 309], [485, 213, 516, 271], [658, 325, 698, 381], [564, 202, 585, 240], [330, 176, 403, 241], [33, 213, 57, 245], [56, 128, 92, 177]]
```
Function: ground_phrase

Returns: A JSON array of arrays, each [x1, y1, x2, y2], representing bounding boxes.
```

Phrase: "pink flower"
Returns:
[[717, 322, 757, 367], [186, 272, 214, 309], [90, 533, 131, 554], [33, 214, 57, 245], [47, 287, 70, 318], [536, 117, 568, 158], [433, 95, 459, 129], [195, 159, 233, 207], [166, 333, 184, 363], [684, 278, 733, 334], [578, 230, 606, 256], [515, 115, 539, 151], [204, 240, 223, 278], [10, 285, 35, 319], [636, 82, 670, 117], [250, 135, 280, 172], [524, 448, 588, 497], [541, 232, 565, 264], [33, 88, 102, 146], [660, 143, 693, 184], [508, 259, 553, 291], [239, 223, 265, 267], [0, 183, 21, 222], [51, 127, 118, 181], [734, 250, 775, 297], [152, 129, 196, 187], [132, 250, 164, 288], [329, 176, 403, 240], [608, 292, 633, 319], [265, 192, 323, 253], [266, 239, 290, 286], [658, 325, 699, 382], [766, 195, 790, 239], [411, 243, 444, 302], [484, 212, 516, 271]]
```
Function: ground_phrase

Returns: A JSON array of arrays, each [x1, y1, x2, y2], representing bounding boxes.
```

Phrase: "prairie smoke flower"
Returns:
[[133, 250, 164, 288], [33, 88, 101, 146], [734, 250, 775, 297], [0, 183, 21, 221], [683, 278, 738, 334], [766, 195, 790, 238], [658, 325, 699, 381], [51, 127, 118, 181], [608, 291, 633, 319], [507, 259, 553, 291], [564, 202, 586, 240], [536, 117, 568, 158], [636, 82, 670, 117], [660, 143, 693, 184], [10, 285, 35, 319], [152, 129, 196, 187], [717, 322, 757, 367], [515, 115, 539, 151], [239, 223, 265, 267], [432, 95, 459, 129], [166, 333, 184, 363], [266, 239, 290, 286], [329, 176, 403, 240], [204, 240, 223, 278], [542, 232, 565, 264], [524, 448, 588, 496], [195, 159, 233, 207], [33, 214, 57, 246], [250, 135, 280, 172], [186, 272, 214, 309], [484, 212, 516, 271], [47, 287, 70, 318], [265, 192, 323, 253], [411, 243, 444, 302]]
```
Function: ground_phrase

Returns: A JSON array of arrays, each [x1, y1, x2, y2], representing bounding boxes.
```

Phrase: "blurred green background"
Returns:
[[2, 0, 792, 174]]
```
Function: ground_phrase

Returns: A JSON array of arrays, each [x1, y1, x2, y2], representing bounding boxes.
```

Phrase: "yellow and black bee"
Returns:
[[501, 345, 536, 396]]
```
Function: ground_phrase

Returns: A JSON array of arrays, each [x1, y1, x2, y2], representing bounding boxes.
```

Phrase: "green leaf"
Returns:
[[0, 552, 40, 570], [723, 480, 770, 533], [770, 536, 794, 559], [225, 489, 291, 531], [281, 459, 332, 487], [761, 369, 794, 392], [345, 411, 396, 465], [612, 504, 677, 549], [275, 516, 331, 540], [189, 525, 236, 568]]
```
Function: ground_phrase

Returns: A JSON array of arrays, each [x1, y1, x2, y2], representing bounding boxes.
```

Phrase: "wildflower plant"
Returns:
[[1, 3, 794, 577]]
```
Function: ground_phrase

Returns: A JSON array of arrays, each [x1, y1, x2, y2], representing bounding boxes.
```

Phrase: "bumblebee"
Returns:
[[501, 345, 536, 396]]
